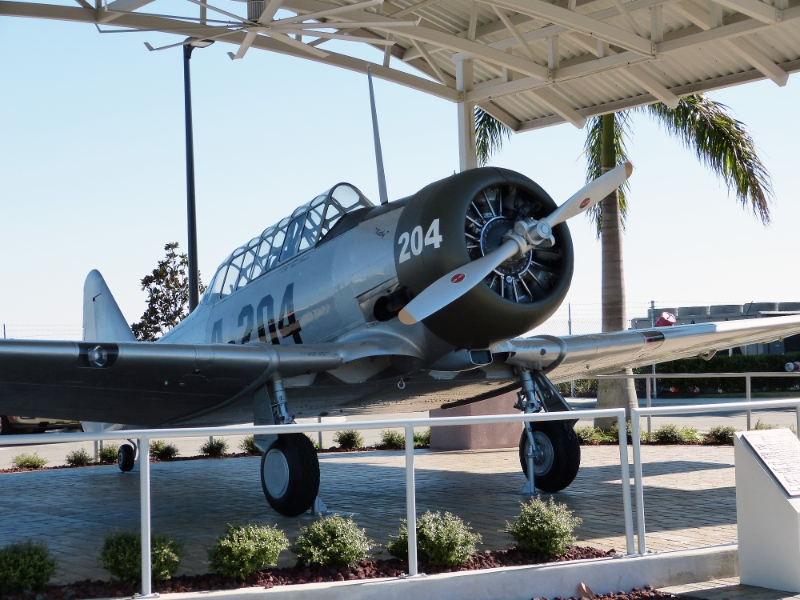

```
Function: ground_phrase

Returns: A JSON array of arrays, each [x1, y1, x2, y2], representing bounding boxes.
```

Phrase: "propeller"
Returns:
[[398, 162, 633, 325]]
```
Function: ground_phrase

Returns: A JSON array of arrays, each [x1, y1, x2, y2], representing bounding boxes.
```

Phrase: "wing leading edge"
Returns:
[[498, 314, 800, 382]]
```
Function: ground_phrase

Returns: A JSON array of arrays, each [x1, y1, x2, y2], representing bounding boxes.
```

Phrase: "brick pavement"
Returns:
[[662, 578, 800, 599], [0, 443, 743, 587]]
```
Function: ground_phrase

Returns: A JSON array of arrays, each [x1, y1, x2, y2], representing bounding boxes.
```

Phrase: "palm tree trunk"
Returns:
[[595, 113, 638, 430]]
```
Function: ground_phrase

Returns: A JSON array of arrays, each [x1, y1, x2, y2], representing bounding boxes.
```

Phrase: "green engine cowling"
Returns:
[[394, 167, 574, 349]]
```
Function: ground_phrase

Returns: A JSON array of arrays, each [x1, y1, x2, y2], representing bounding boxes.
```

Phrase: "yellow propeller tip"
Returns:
[[398, 310, 417, 325], [625, 162, 633, 178]]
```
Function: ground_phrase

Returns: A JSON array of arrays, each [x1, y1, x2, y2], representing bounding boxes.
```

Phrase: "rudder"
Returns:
[[83, 270, 136, 342]]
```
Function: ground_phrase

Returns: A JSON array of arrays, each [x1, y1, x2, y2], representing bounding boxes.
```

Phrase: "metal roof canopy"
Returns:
[[3, 0, 797, 136]]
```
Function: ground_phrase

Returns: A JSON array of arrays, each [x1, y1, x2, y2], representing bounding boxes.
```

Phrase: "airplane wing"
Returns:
[[0, 339, 384, 427], [497, 314, 800, 383]]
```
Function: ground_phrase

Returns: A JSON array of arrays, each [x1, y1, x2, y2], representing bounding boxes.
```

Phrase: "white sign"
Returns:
[[741, 429, 800, 497]]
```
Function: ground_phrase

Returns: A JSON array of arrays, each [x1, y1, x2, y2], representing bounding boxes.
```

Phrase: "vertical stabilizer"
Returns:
[[83, 270, 136, 342]]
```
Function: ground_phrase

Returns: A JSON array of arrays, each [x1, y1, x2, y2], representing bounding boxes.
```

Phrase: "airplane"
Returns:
[[2, 162, 800, 517]]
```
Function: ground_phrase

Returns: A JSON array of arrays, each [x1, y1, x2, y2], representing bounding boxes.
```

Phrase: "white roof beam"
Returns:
[[478, 0, 655, 55], [547, 34, 559, 69], [566, 31, 603, 55], [531, 87, 586, 128], [667, 0, 711, 29], [650, 4, 663, 41], [411, 38, 452, 85], [725, 36, 789, 85], [478, 101, 521, 130], [99, 0, 153, 22], [611, 0, 650, 37], [709, 0, 780, 23], [391, 0, 444, 18], [491, 5, 539, 61], [624, 64, 679, 107]]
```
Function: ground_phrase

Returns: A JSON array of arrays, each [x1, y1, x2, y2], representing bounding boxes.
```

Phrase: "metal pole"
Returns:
[[367, 66, 388, 205], [404, 424, 418, 576], [650, 301, 657, 400], [746, 375, 751, 430], [796, 406, 800, 440], [617, 411, 635, 555], [183, 44, 199, 313], [317, 415, 323, 449], [139, 435, 153, 597], [645, 377, 652, 439], [568, 304, 575, 399], [630, 409, 646, 554]]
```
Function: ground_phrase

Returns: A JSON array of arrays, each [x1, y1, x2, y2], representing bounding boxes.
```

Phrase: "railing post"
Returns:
[[617, 410, 635, 555], [404, 424, 418, 576], [139, 435, 155, 597], [746, 375, 751, 430], [796, 406, 800, 440], [630, 409, 646, 554], [645, 377, 652, 439]]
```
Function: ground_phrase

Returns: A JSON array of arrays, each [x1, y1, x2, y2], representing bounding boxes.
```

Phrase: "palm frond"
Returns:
[[583, 112, 633, 237], [641, 95, 772, 224], [474, 107, 512, 166]]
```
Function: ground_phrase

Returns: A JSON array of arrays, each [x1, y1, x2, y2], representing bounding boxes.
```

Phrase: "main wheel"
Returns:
[[261, 434, 320, 517], [518, 421, 580, 493], [118, 443, 136, 472], [0, 416, 16, 435]]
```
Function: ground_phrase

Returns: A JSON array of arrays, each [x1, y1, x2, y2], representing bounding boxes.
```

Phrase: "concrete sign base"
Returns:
[[735, 430, 800, 593]]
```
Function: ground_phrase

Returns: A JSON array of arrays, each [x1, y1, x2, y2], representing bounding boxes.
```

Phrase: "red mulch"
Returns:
[[533, 586, 711, 599], [4, 546, 626, 599]]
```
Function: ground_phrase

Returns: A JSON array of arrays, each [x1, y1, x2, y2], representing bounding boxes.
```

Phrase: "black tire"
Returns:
[[261, 433, 320, 517], [0, 416, 16, 435], [118, 444, 136, 472], [518, 421, 581, 493]]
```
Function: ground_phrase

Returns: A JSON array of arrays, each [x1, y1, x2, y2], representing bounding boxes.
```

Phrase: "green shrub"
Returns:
[[201, 438, 228, 457], [294, 514, 371, 566], [0, 540, 57, 594], [208, 524, 289, 580], [387, 511, 481, 566], [66, 448, 94, 466], [413, 428, 431, 448], [574, 426, 614, 444], [99, 530, 184, 584], [12, 453, 47, 469], [505, 496, 581, 557], [98, 444, 120, 464], [707, 425, 736, 444], [334, 430, 364, 450], [239, 435, 261, 455], [149, 440, 179, 460], [380, 430, 405, 449], [753, 418, 776, 430], [651, 423, 702, 444]]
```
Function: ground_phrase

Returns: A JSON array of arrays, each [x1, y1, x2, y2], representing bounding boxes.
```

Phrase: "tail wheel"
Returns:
[[118, 443, 136, 472], [261, 433, 320, 517], [518, 421, 580, 493]]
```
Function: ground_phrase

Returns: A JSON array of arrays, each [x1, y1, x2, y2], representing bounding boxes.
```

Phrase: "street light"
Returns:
[[182, 38, 213, 313]]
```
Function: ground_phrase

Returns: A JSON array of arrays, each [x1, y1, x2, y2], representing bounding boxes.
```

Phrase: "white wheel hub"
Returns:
[[263, 448, 290, 498]]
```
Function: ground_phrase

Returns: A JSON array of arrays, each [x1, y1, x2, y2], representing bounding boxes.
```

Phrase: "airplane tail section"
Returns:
[[83, 270, 136, 342]]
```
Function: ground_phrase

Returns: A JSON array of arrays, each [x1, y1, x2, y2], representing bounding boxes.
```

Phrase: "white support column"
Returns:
[[456, 59, 478, 171], [650, 5, 663, 43], [547, 35, 559, 70]]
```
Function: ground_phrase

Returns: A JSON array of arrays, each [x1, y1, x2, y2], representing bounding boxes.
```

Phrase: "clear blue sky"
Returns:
[[1, 16, 797, 336]]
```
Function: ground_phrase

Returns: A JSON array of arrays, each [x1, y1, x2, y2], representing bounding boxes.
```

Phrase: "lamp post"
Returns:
[[183, 38, 213, 313]]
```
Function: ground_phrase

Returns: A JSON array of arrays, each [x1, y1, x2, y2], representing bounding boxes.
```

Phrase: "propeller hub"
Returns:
[[480, 217, 532, 276]]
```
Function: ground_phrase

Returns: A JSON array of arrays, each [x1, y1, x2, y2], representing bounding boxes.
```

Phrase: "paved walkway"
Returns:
[[662, 578, 800, 599]]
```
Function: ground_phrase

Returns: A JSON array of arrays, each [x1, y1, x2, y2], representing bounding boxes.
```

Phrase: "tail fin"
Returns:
[[83, 270, 136, 342]]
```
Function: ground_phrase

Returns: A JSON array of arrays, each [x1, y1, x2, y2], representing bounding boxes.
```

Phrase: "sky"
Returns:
[[1, 14, 798, 339]]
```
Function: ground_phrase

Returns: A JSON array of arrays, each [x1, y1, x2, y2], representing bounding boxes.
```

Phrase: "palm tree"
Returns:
[[475, 96, 773, 428]]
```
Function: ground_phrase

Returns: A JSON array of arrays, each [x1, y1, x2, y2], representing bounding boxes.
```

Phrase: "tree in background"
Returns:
[[476, 95, 773, 427], [131, 243, 204, 341]]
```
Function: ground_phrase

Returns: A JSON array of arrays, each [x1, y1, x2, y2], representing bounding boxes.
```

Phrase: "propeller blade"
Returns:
[[398, 239, 520, 325], [544, 162, 632, 228], [228, 30, 258, 60]]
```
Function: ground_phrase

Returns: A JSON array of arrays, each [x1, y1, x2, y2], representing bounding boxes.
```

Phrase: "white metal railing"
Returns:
[[629, 398, 800, 555], [0, 409, 633, 597]]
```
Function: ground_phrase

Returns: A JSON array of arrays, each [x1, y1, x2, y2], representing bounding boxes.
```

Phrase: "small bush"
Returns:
[[574, 426, 613, 445], [99, 530, 183, 584], [149, 440, 179, 460], [651, 423, 701, 444], [707, 425, 736, 445], [98, 444, 120, 464], [294, 514, 371, 566], [334, 430, 364, 450], [380, 430, 405, 449], [388, 511, 481, 566], [0, 540, 57, 594], [12, 453, 47, 469], [413, 428, 431, 448], [239, 435, 261, 455], [208, 524, 289, 580], [753, 418, 776, 430], [201, 438, 228, 457], [66, 448, 94, 466], [505, 496, 581, 557]]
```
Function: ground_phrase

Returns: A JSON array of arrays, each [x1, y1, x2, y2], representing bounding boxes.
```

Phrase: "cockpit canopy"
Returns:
[[205, 183, 372, 301]]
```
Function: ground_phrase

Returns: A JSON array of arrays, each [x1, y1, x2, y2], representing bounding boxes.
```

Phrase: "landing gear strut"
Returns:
[[515, 369, 580, 494], [258, 377, 321, 517]]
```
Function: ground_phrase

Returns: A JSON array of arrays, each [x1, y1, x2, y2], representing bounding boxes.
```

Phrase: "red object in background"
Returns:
[[655, 312, 677, 327]]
